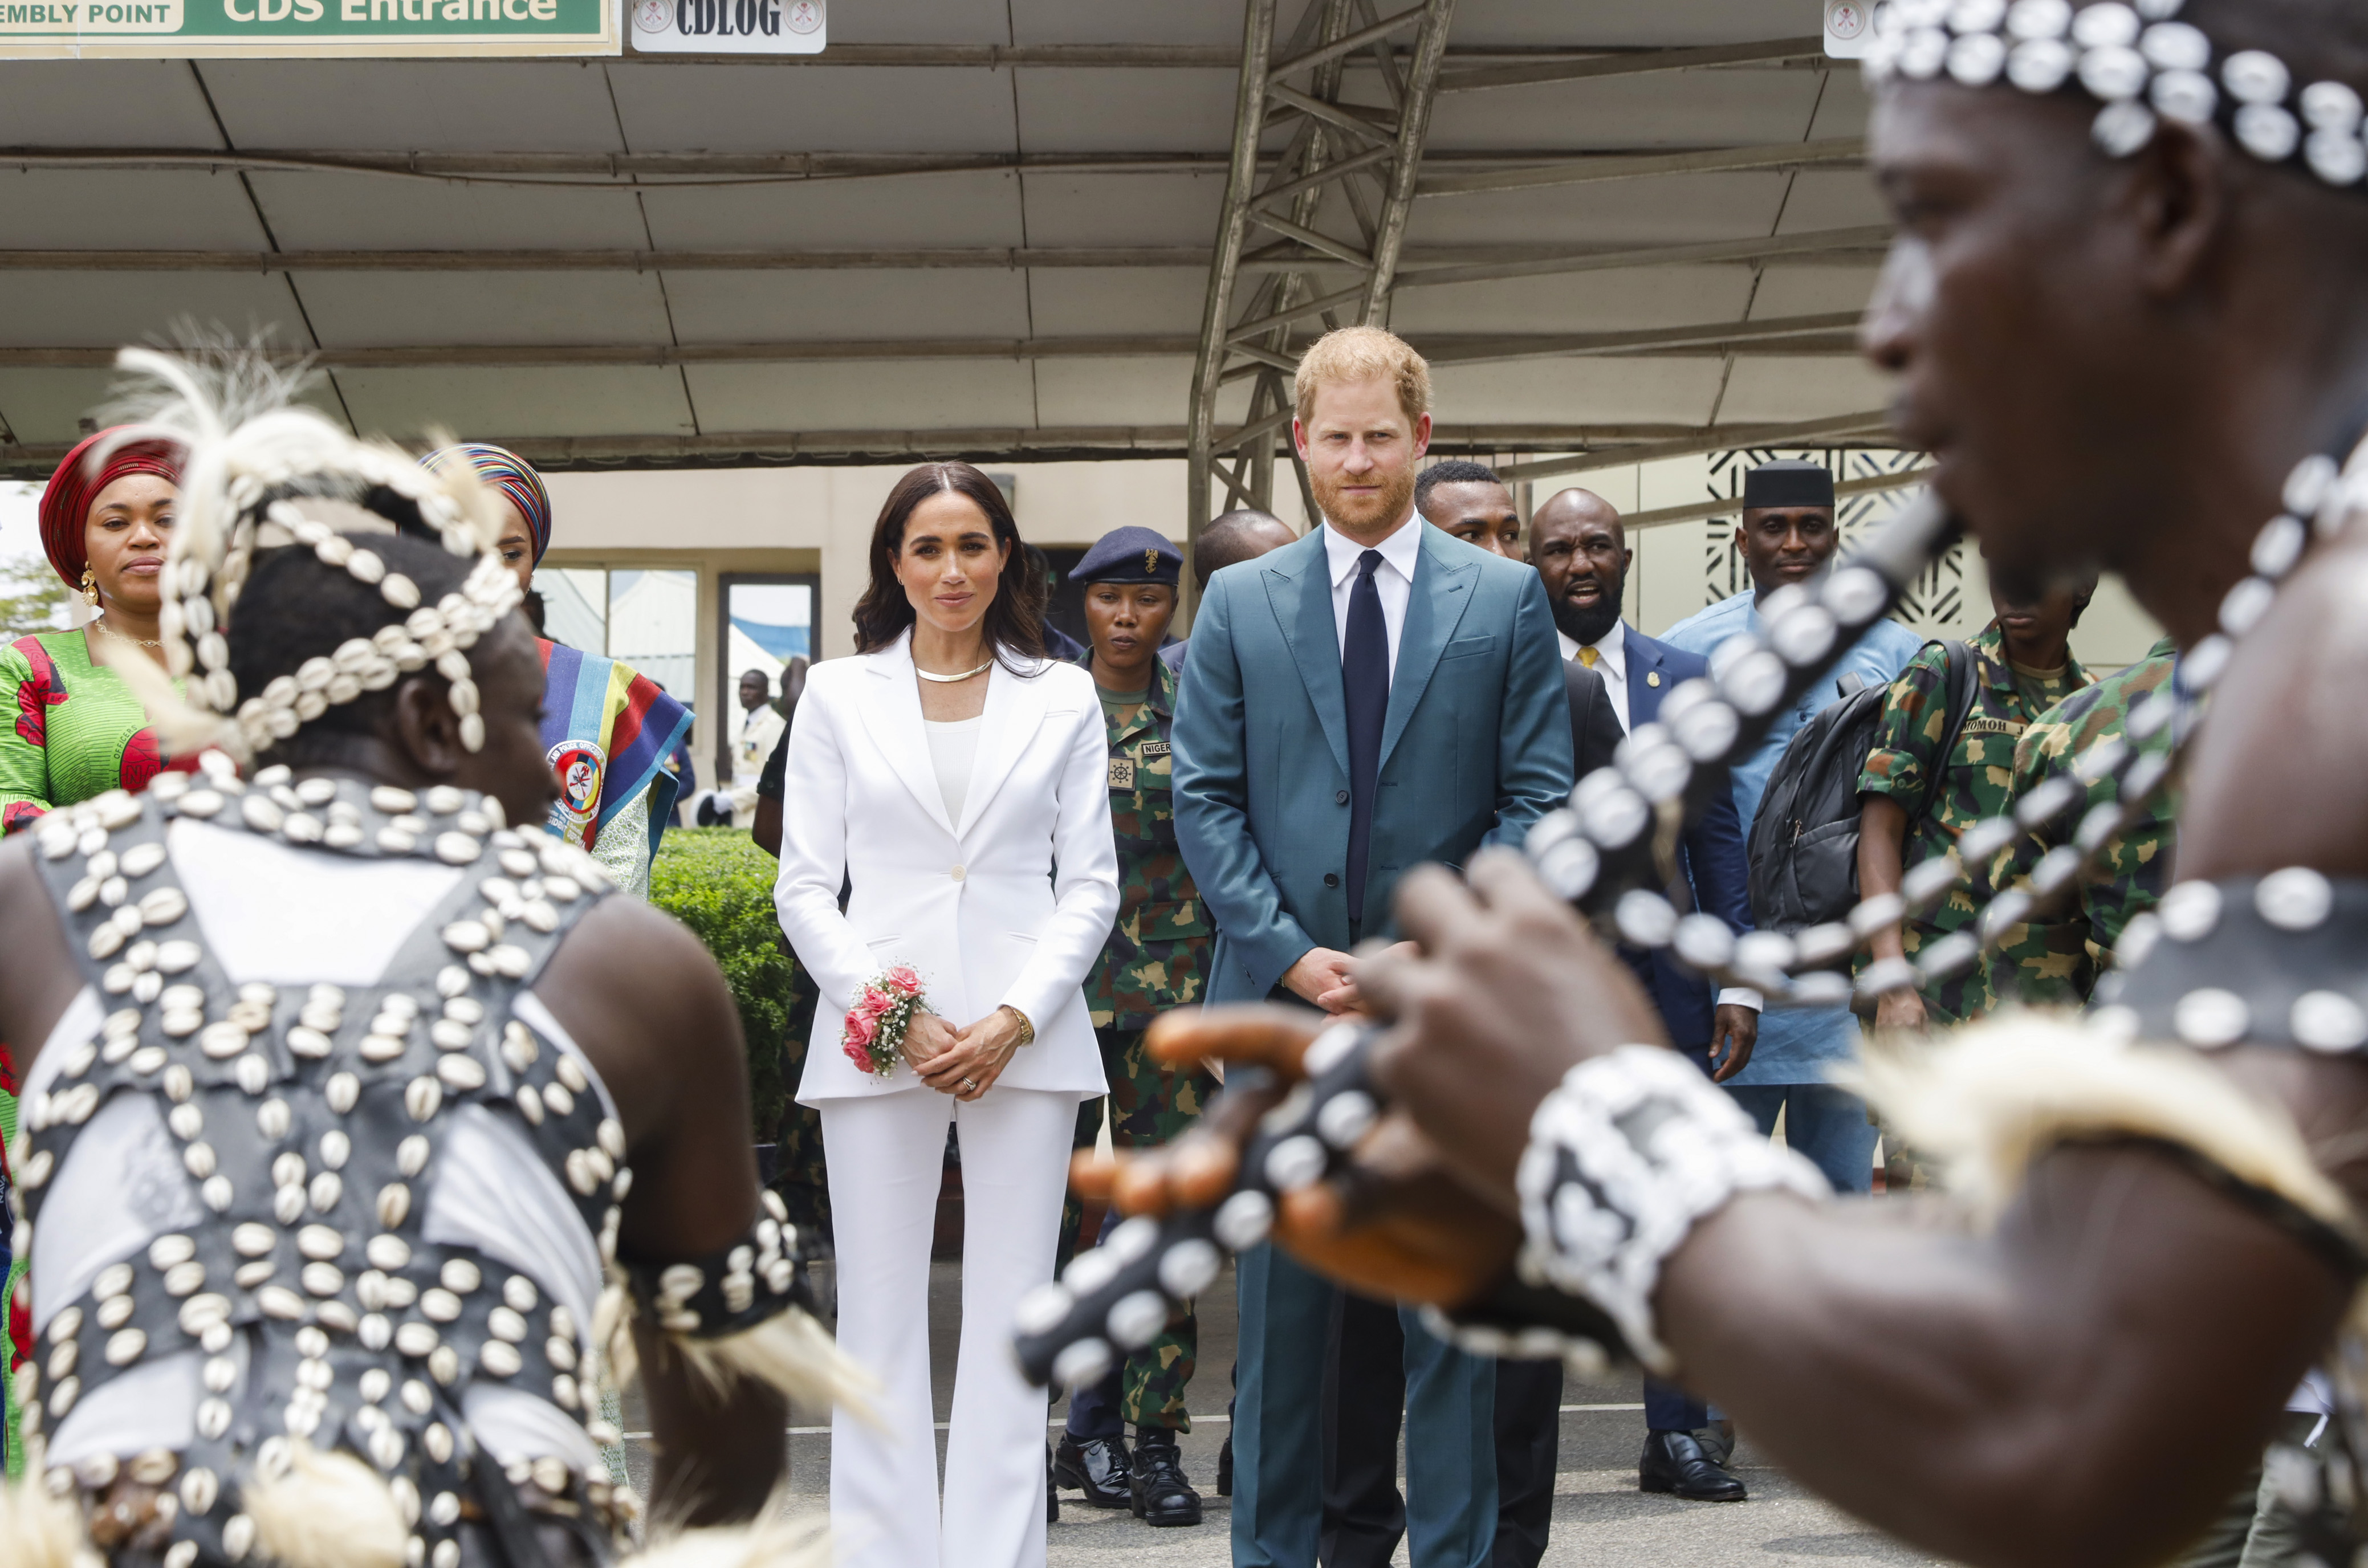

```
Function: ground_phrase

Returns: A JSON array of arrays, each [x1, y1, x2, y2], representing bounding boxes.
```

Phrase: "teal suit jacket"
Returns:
[[1173, 523, 1574, 1002]]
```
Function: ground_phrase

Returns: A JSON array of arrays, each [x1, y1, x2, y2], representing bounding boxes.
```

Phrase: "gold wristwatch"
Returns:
[[1001, 1004, 1036, 1048]]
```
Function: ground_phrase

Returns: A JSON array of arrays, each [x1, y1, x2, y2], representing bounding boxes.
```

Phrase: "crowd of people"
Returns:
[[7, 3, 2368, 1568]]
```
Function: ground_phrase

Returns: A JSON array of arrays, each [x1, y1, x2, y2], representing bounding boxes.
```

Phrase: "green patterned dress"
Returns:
[[0, 628, 182, 1474]]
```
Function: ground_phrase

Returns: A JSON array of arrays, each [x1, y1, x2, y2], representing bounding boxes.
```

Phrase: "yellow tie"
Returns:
[[1578, 646, 1598, 669]]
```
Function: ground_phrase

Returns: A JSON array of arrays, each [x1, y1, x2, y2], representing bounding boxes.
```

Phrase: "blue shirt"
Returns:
[[1657, 588, 1926, 1085]]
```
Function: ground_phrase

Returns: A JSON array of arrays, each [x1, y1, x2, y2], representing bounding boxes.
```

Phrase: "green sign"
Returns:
[[0, 0, 613, 54]]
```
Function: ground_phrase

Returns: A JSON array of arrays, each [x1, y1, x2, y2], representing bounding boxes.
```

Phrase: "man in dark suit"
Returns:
[[1512, 485, 1763, 1526]]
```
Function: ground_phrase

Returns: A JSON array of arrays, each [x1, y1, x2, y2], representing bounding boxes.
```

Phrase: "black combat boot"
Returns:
[[1052, 1431, 1133, 1509], [1130, 1426, 1205, 1528]]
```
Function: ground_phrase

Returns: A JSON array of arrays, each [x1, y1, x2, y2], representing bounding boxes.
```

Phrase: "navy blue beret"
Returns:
[[1075, 526, 1182, 586]]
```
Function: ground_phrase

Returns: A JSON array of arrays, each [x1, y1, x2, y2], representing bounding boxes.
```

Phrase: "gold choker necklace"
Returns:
[[915, 659, 992, 684]]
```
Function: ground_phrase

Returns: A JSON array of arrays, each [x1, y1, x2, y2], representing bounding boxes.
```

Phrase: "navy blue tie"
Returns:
[[1343, 548, 1388, 928]]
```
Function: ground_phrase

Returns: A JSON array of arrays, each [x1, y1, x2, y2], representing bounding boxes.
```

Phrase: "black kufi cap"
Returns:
[[1743, 459, 1836, 510]]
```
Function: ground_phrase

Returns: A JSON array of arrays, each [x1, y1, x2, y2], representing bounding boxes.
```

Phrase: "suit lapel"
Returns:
[[1264, 531, 1350, 780], [1378, 528, 1476, 769], [855, 635, 958, 837], [1624, 624, 1666, 729], [955, 657, 1052, 841]]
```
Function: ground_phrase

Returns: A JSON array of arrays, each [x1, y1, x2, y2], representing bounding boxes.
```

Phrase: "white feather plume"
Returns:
[[88, 347, 511, 760]]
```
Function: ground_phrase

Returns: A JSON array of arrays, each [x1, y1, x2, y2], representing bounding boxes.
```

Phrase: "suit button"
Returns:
[[950, 865, 966, 882], [1324, 873, 1340, 888], [1334, 789, 1349, 805]]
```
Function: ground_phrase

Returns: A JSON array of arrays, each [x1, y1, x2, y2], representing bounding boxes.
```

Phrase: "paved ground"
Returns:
[[622, 1259, 1945, 1566]]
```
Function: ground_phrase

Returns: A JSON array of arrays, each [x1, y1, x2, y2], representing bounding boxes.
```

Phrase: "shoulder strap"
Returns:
[[1911, 639, 1978, 826]]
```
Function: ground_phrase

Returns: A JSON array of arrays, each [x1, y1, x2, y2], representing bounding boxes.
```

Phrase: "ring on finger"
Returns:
[[961, 1076, 978, 1092]]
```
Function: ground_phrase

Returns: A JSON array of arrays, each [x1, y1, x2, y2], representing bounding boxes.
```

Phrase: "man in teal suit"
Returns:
[[1173, 327, 1572, 1568]]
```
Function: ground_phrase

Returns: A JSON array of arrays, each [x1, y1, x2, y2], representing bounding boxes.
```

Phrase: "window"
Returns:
[[532, 567, 699, 703], [718, 572, 819, 773]]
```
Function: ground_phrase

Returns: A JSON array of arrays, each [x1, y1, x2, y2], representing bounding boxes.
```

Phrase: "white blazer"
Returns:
[[776, 631, 1121, 1103]]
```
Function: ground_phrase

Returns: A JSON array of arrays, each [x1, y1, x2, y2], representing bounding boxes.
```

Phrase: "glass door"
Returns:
[[718, 573, 819, 786]]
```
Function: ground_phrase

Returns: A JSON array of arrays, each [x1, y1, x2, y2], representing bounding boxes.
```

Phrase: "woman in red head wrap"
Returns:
[[0, 428, 187, 833]]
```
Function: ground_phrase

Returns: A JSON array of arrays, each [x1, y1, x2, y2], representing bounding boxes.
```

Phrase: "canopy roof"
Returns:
[[0, 0, 1894, 481]]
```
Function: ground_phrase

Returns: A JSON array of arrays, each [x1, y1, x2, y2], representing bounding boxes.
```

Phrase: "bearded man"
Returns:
[[1124, 3, 2368, 1565], [1171, 324, 1570, 1568]]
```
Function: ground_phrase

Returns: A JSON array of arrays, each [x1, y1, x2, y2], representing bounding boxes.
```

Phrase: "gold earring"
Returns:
[[78, 567, 99, 608]]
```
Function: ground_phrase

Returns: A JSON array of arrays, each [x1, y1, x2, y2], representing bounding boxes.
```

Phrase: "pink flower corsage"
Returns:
[[843, 966, 927, 1078]]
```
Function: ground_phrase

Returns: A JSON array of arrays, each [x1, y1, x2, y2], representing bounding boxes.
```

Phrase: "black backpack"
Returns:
[[1746, 640, 1975, 932]]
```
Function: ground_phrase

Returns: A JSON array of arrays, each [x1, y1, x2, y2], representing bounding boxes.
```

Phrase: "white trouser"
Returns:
[[820, 1085, 1077, 1568]]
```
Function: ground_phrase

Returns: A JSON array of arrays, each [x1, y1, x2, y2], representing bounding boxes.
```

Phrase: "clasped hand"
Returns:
[[1076, 849, 1671, 1309], [905, 1005, 1028, 1102]]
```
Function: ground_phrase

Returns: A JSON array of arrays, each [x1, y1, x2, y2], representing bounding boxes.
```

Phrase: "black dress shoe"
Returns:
[[1639, 1429, 1748, 1501], [1216, 1433, 1232, 1496], [1130, 1428, 1204, 1528], [1053, 1432, 1133, 1509]]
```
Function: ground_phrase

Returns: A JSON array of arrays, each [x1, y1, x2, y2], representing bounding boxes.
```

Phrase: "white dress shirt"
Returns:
[[1561, 622, 1760, 1014], [1557, 624, 1630, 735], [1323, 511, 1421, 682]]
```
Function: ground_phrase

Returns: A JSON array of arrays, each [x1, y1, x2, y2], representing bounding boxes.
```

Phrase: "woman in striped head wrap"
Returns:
[[424, 443, 691, 898]]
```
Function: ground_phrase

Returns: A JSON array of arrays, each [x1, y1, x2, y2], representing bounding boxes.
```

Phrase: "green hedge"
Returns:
[[648, 827, 793, 1142]]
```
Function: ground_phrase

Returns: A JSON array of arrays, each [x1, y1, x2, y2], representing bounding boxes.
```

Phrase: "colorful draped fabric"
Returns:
[[537, 638, 692, 861], [422, 443, 553, 564], [0, 630, 194, 834]]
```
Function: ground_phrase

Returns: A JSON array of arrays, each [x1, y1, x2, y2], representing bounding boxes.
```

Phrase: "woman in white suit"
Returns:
[[775, 461, 1120, 1568]]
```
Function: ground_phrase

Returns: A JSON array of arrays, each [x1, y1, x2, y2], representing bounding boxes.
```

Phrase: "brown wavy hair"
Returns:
[[852, 462, 1047, 666]]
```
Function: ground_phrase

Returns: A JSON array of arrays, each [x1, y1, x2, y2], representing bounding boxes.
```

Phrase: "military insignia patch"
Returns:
[[1145, 548, 1160, 575], [1108, 757, 1137, 789], [1141, 740, 1170, 759]]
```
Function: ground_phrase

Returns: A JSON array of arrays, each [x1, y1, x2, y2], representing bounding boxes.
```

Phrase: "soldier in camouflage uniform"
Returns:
[[1049, 526, 1218, 1528], [1983, 636, 2179, 1009], [1856, 584, 2093, 1029], [1856, 585, 2093, 1193]]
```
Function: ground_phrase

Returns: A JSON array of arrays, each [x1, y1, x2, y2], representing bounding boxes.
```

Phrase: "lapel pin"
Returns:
[[1647, 671, 1661, 687]]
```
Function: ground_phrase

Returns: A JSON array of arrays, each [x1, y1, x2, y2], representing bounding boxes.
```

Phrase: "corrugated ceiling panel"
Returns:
[[0, 366, 347, 443], [1773, 168, 1887, 233], [247, 170, 654, 250], [1388, 266, 1757, 336], [1018, 172, 1228, 248], [0, 169, 272, 249], [662, 268, 1032, 340], [292, 271, 678, 347], [1450, 0, 1820, 49], [639, 170, 1026, 249], [1717, 355, 1894, 422], [1426, 68, 1825, 152], [198, 59, 627, 152], [684, 359, 1035, 430], [335, 365, 696, 437], [1747, 264, 1882, 317], [1011, 0, 1238, 47], [1428, 356, 1727, 425], [0, 274, 311, 348], [1025, 268, 1204, 337], [1032, 356, 1202, 427], [1012, 68, 1236, 154], [607, 64, 1019, 154], [1401, 172, 1794, 247], [0, 62, 225, 146]]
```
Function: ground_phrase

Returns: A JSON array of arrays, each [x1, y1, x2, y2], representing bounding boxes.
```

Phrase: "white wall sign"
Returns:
[[628, 0, 817, 52], [1823, 0, 1870, 59]]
